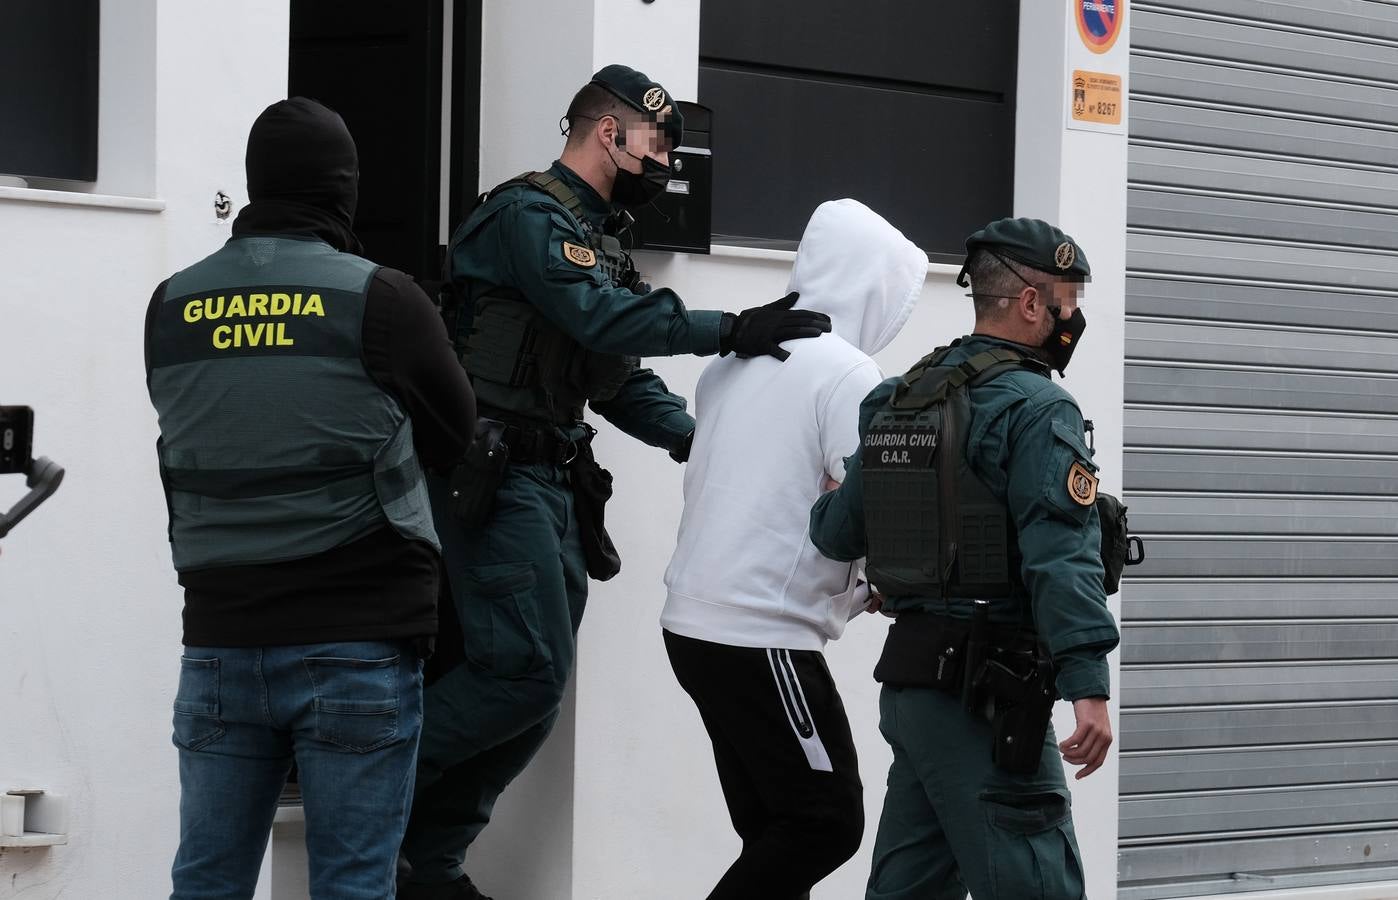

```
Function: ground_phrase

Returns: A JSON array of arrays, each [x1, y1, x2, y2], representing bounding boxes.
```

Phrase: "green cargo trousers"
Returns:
[[400, 465, 588, 885], [867, 685, 1086, 900]]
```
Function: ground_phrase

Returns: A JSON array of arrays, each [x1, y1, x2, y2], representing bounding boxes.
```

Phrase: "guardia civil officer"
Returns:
[[145, 98, 476, 899], [810, 219, 1120, 900], [397, 65, 831, 900]]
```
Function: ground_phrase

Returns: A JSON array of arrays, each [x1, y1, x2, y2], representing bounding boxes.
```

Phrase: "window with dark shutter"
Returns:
[[0, 0, 101, 183], [698, 0, 1018, 261]]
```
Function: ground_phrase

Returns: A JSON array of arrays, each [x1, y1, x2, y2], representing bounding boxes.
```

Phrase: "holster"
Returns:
[[446, 419, 510, 529], [569, 434, 621, 581], [875, 611, 1058, 774], [981, 654, 1058, 774]]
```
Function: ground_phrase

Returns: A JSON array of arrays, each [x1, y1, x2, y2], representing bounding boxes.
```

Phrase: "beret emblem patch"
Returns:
[[642, 87, 666, 111], [1054, 241, 1076, 270]]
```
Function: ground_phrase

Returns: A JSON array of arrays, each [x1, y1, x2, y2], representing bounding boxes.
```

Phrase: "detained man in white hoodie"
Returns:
[[662, 199, 928, 899]]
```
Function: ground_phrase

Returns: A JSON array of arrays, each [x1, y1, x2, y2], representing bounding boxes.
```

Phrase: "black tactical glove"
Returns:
[[719, 292, 831, 361], [669, 429, 695, 464]]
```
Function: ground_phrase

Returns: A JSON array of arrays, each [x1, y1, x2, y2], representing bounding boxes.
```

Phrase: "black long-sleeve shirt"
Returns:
[[145, 257, 476, 648]]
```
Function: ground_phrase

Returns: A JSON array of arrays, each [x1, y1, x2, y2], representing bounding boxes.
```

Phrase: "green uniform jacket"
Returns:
[[449, 161, 721, 451], [809, 335, 1120, 701]]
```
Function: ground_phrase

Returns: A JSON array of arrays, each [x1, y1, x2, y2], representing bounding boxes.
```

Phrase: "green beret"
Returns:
[[590, 64, 684, 146], [957, 217, 1091, 286]]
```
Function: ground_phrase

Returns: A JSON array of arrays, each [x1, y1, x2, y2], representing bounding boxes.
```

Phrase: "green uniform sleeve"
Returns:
[[488, 200, 724, 357], [998, 396, 1120, 701], [809, 379, 900, 562], [589, 367, 695, 454]]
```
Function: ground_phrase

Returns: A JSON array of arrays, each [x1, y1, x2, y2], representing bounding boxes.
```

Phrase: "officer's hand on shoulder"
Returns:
[[668, 430, 694, 464], [719, 292, 832, 362], [1059, 697, 1113, 779]]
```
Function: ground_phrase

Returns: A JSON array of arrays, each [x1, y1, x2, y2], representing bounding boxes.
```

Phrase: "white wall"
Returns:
[[477, 1, 595, 192], [0, 0, 1129, 897], [0, 1, 288, 897]]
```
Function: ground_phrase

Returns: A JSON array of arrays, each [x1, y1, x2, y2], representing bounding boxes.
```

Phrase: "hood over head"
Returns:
[[233, 97, 362, 253], [786, 199, 927, 355]]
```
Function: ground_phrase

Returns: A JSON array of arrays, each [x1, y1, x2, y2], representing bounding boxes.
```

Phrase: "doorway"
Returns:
[[288, 0, 481, 280]]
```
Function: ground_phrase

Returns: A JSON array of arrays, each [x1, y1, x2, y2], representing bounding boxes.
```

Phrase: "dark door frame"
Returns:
[[288, 0, 481, 280], [447, 0, 483, 248]]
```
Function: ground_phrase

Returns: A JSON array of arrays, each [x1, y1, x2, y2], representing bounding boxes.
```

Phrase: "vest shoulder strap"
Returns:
[[891, 347, 1048, 410], [451, 172, 589, 276], [900, 344, 957, 385], [485, 171, 587, 224]]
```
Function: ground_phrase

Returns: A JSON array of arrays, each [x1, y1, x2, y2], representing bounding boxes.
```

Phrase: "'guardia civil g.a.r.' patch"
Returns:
[[864, 424, 938, 469]]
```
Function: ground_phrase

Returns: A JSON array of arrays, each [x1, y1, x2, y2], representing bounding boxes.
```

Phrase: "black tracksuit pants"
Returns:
[[664, 630, 865, 900]]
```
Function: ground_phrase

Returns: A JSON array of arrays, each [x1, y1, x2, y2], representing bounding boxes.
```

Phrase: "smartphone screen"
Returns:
[[0, 406, 35, 474]]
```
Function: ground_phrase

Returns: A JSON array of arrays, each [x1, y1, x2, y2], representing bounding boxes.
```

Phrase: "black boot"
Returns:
[[397, 874, 494, 900]]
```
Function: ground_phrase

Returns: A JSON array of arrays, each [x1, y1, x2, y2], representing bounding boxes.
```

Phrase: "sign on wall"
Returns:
[[1066, 0, 1128, 133], [1072, 70, 1123, 126]]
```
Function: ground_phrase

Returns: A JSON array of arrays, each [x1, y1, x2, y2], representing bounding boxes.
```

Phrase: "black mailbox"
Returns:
[[632, 101, 711, 254]]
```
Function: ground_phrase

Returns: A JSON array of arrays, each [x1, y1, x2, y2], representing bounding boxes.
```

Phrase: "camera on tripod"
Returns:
[[1, 405, 64, 539]]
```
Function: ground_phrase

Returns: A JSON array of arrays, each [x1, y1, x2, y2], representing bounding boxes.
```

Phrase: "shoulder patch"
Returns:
[[562, 241, 596, 268], [1067, 461, 1098, 506]]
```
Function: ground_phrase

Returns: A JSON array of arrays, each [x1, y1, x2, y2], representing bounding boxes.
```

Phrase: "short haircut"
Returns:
[[967, 248, 1040, 318], [563, 84, 631, 147]]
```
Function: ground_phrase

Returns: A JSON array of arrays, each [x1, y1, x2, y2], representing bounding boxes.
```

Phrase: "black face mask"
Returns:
[[608, 142, 671, 208], [1041, 306, 1087, 374]]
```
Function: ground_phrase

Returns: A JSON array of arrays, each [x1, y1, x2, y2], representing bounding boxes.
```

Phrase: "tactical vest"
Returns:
[[863, 346, 1049, 600], [146, 235, 438, 571], [457, 171, 640, 424]]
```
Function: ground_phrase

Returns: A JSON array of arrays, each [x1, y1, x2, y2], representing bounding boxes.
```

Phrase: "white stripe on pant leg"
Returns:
[[780, 650, 834, 773], [767, 649, 834, 773]]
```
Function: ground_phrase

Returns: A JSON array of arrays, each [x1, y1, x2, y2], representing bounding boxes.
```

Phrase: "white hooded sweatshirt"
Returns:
[[662, 199, 928, 650]]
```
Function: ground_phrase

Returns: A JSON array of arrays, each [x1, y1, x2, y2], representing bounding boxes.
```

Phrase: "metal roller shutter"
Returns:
[[1120, 2, 1398, 897]]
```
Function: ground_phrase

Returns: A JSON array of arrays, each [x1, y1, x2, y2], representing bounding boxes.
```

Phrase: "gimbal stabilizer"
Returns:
[[0, 456, 64, 539], [1, 406, 63, 539]]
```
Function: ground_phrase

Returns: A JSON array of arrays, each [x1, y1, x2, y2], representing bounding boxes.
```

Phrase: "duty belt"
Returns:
[[875, 607, 1060, 776], [873, 609, 1043, 691], [922, 611, 1041, 654], [478, 406, 591, 467]]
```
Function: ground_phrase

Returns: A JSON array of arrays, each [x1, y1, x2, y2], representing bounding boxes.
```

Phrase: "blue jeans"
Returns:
[[170, 641, 424, 900]]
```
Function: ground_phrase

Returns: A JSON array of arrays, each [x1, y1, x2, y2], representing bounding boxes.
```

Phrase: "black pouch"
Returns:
[[873, 613, 969, 693], [570, 438, 622, 581], [1095, 492, 1145, 595], [447, 419, 510, 529]]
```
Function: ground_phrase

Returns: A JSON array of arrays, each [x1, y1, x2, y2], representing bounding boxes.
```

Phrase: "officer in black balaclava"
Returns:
[[146, 97, 475, 899]]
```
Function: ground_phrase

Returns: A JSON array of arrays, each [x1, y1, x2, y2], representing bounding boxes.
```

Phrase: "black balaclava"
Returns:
[[232, 97, 363, 254]]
